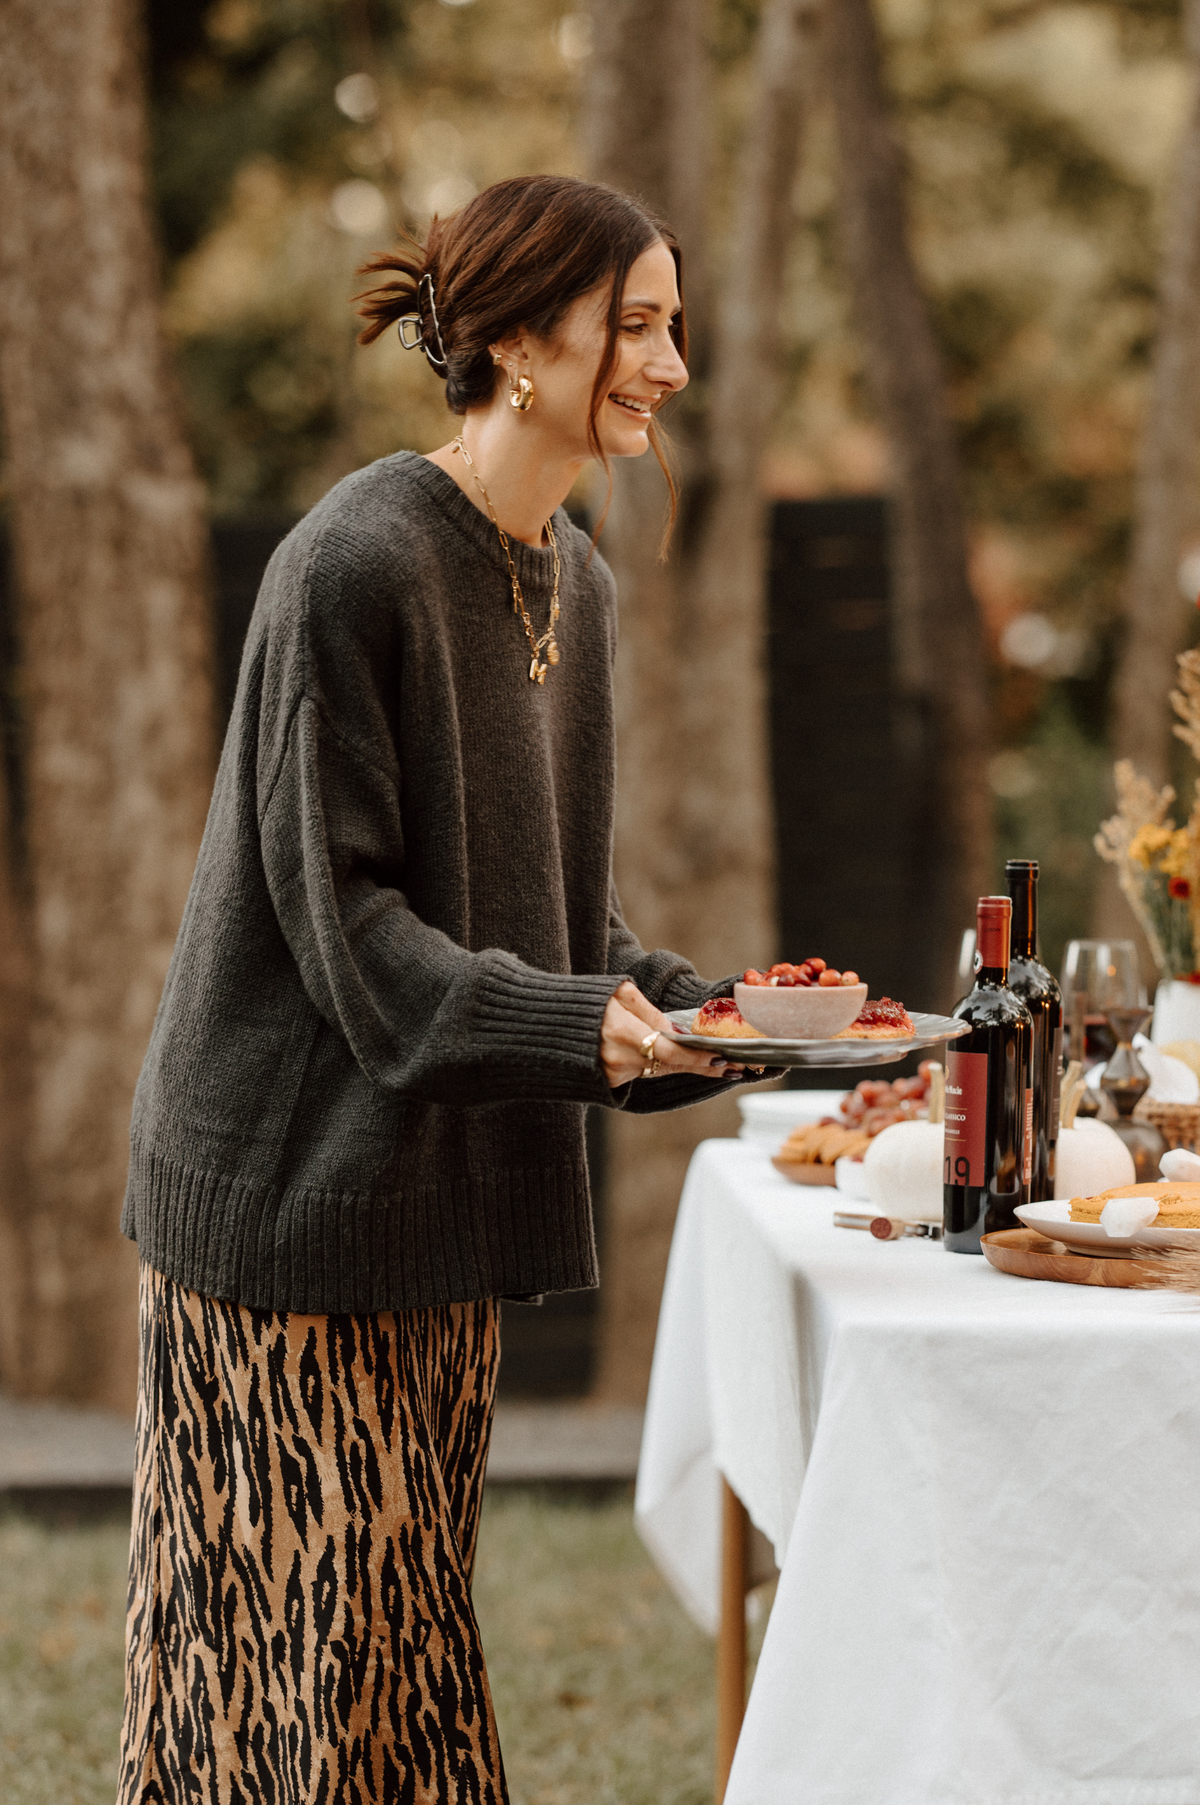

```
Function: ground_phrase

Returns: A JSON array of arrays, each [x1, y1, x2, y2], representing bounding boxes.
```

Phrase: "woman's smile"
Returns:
[[609, 390, 659, 416]]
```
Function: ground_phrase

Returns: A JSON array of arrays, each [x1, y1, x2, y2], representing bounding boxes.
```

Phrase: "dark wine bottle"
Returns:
[[944, 895, 1034, 1254], [1005, 859, 1063, 1203]]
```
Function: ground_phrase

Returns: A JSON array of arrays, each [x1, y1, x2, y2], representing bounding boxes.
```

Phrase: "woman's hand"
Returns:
[[600, 980, 746, 1089]]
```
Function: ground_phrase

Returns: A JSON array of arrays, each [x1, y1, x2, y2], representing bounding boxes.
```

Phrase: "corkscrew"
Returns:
[[834, 1211, 943, 1240]]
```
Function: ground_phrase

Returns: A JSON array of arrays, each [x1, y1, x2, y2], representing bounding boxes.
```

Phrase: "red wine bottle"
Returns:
[[1005, 859, 1063, 1203], [944, 896, 1034, 1254]]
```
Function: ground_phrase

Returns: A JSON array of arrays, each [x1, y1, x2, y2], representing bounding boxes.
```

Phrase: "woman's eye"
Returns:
[[621, 320, 648, 335]]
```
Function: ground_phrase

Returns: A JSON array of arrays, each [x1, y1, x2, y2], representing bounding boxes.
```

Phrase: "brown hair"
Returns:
[[354, 175, 685, 521]]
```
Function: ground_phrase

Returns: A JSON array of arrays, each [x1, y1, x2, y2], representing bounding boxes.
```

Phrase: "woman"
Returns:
[[117, 174, 761, 1805]]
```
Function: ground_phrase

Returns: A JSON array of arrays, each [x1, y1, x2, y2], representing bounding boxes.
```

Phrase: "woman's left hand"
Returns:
[[600, 980, 753, 1088]]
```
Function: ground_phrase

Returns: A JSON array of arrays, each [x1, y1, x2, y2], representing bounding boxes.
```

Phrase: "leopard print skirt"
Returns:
[[117, 1264, 507, 1805]]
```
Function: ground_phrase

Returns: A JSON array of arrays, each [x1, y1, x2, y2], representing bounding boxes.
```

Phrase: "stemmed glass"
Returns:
[[1059, 939, 1144, 1068]]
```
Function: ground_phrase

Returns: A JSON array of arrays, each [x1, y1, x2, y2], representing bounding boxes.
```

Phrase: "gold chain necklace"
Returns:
[[453, 435, 560, 683]]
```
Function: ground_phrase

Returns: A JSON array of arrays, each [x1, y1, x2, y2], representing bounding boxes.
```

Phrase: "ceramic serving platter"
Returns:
[[1015, 1200, 1200, 1255], [663, 1009, 970, 1069]]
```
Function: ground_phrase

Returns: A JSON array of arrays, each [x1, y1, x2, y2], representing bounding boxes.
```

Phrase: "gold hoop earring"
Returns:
[[508, 373, 534, 412]]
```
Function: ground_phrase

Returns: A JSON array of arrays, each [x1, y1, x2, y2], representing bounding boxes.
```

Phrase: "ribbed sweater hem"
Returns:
[[123, 1139, 598, 1314]]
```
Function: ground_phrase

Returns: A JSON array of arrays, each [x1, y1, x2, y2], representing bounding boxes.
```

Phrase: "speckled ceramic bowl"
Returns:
[[733, 981, 867, 1040]]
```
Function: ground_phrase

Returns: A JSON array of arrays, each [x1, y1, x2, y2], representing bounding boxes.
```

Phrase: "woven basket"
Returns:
[[1132, 1097, 1200, 1152]]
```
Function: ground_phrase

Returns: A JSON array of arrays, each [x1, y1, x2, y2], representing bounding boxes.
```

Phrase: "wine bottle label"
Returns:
[[1048, 1022, 1063, 1144], [944, 1049, 988, 1187], [1023, 1087, 1033, 1186]]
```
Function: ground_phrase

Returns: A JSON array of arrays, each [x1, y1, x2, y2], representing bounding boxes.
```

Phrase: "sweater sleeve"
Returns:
[[605, 883, 735, 1010], [604, 884, 782, 1113], [259, 697, 626, 1105]]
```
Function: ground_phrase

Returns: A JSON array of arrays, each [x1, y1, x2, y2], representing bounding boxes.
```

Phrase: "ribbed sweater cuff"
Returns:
[[470, 958, 628, 1104]]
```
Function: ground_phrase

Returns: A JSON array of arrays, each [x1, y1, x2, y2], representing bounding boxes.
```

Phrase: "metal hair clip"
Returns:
[[397, 272, 448, 370]]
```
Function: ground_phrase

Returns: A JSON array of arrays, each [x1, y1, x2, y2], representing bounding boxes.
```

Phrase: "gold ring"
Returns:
[[640, 1030, 661, 1078]]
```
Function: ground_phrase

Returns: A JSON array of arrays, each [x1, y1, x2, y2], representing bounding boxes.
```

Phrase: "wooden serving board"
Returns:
[[981, 1227, 1161, 1289], [772, 1158, 837, 1187]]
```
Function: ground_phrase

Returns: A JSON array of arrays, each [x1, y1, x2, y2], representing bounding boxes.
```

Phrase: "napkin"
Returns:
[[1135, 1035, 1200, 1103], [1100, 1195, 1159, 1236], [1161, 1147, 1200, 1182]]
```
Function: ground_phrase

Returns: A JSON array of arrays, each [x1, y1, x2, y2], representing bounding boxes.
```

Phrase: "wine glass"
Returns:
[[1059, 939, 1144, 1067], [956, 928, 977, 996]]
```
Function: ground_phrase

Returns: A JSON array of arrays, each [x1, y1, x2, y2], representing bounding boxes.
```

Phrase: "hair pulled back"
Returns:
[[355, 174, 684, 487]]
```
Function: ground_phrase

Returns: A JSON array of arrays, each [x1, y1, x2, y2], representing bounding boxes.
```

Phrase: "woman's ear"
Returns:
[[492, 329, 534, 374]]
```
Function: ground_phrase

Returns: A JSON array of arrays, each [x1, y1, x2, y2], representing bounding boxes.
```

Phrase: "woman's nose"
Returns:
[[648, 336, 689, 393]]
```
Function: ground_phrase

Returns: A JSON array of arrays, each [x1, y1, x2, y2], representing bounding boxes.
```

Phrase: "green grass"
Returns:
[[0, 1513, 129, 1805], [0, 1490, 765, 1805], [475, 1489, 719, 1805]]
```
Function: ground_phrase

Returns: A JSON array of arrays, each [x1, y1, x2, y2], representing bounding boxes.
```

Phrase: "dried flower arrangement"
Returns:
[[1095, 648, 1200, 980]]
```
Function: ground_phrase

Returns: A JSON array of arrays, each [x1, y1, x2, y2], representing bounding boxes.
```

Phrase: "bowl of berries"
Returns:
[[734, 960, 866, 1040]]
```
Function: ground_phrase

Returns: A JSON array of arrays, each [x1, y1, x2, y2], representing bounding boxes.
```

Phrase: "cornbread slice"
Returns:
[[1069, 1180, 1200, 1228]]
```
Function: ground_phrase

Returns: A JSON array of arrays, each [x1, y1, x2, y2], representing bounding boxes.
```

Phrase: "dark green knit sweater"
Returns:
[[121, 452, 744, 1312]]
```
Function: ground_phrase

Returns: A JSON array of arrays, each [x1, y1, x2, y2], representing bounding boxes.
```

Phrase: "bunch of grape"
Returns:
[[742, 958, 860, 989], [820, 1060, 940, 1137]]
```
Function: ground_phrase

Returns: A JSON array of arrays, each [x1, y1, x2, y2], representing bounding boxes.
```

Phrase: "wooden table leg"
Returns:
[[715, 1475, 749, 1802]]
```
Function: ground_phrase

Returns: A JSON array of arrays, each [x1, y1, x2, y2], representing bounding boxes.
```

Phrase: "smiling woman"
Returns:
[[355, 173, 688, 539], [115, 174, 769, 1805]]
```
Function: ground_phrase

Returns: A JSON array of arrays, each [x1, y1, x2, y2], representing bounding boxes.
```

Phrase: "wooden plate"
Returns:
[[772, 1158, 837, 1186], [981, 1227, 1161, 1289]]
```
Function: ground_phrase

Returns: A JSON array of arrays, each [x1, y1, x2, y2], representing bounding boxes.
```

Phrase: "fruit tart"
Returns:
[[692, 997, 766, 1039], [835, 997, 915, 1040]]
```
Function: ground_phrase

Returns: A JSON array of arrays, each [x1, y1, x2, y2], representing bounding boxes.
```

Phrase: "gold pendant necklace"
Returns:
[[453, 435, 560, 683]]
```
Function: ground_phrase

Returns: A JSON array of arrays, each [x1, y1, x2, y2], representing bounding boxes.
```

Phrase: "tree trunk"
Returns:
[[585, 0, 813, 1403], [823, 0, 990, 1006], [1111, 0, 1200, 786], [0, 756, 33, 1389], [0, 0, 215, 1409]]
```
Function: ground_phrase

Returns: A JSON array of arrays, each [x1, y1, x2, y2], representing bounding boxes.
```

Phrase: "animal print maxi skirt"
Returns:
[[117, 1264, 507, 1805]]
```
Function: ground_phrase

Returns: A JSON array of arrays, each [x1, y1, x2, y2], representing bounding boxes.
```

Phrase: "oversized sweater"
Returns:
[[121, 451, 747, 1313]]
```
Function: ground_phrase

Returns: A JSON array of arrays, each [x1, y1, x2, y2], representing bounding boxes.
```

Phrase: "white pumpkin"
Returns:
[[1053, 1118, 1135, 1199], [1052, 1062, 1137, 1199], [863, 1119, 944, 1222]]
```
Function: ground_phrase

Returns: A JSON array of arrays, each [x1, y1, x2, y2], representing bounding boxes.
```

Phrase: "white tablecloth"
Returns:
[[635, 1139, 1200, 1805]]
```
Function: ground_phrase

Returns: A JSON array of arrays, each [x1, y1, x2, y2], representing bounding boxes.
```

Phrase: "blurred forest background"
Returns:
[[148, 0, 1200, 971], [4, 0, 1200, 1410]]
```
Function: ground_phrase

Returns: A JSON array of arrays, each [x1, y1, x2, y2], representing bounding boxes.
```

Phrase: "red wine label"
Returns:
[[1023, 1087, 1033, 1186], [945, 1049, 988, 1187]]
